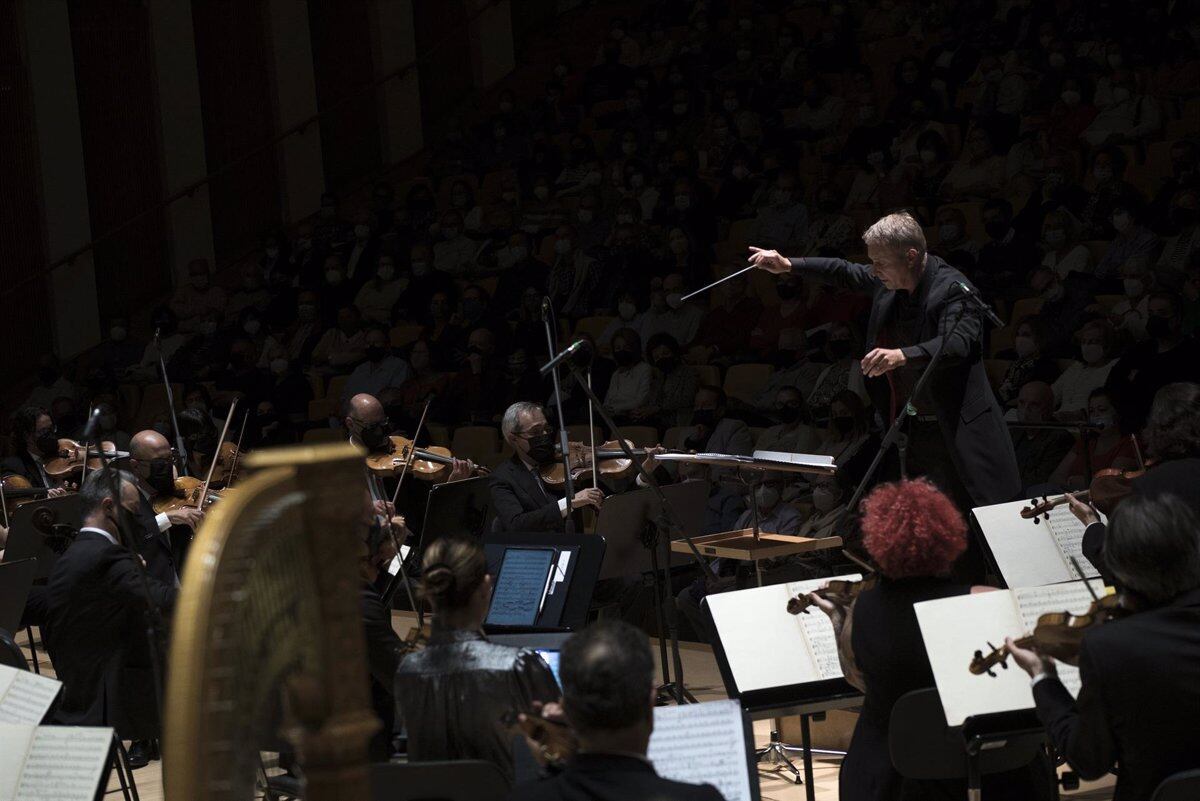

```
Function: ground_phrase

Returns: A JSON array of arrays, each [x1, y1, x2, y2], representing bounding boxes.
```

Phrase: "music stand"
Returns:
[[481, 532, 604, 632], [593, 480, 709, 581], [0, 558, 38, 636], [418, 475, 495, 549], [2, 494, 84, 580]]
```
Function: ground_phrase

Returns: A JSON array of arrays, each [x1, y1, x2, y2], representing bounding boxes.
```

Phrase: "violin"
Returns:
[[151, 476, 223, 514], [969, 592, 1131, 676], [43, 439, 118, 479], [1, 475, 51, 514], [200, 441, 241, 488], [1019, 465, 1151, 523], [501, 711, 577, 768], [365, 436, 490, 481], [786, 575, 877, 615], [538, 440, 674, 487]]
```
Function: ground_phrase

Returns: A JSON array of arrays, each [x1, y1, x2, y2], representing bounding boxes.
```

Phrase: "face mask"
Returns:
[[499, 100, 514, 112], [191, 276, 210, 290], [654, 129, 670, 143], [201, 321, 218, 336], [1123, 277, 1144, 297], [526, 432, 556, 464], [1014, 335, 1036, 358], [1090, 414, 1115, 429], [692, 409, 718, 428], [984, 220, 1009, 240], [832, 416, 855, 436], [939, 224, 961, 243], [1093, 166, 1113, 183], [326, 270, 344, 285], [146, 460, 175, 494], [776, 404, 803, 424], [773, 190, 793, 206], [755, 485, 780, 511], [732, 165, 749, 180], [613, 349, 636, 367], [501, 190, 517, 203], [452, 193, 468, 207], [616, 213, 635, 225], [666, 292, 683, 310], [534, 186, 550, 200], [377, 266, 395, 281], [1049, 53, 1066, 68], [355, 224, 370, 240], [630, 173, 645, 188], [462, 298, 484, 319], [270, 358, 289, 376], [621, 142, 637, 156], [243, 319, 261, 336], [812, 486, 838, 512], [366, 345, 386, 362], [1042, 282, 1064, 302], [674, 195, 691, 211], [1171, 206, 1197, 228], [655, 356, 679, 374], [867, 151, 885, 167], [673, 103, 688, 116], [110, 326, 127, 342], [919, 148, 937, 165], [1044, 229, 1066, 246], [1107, 54, 1123, 68], [669, 238, 687, 255], [1146, 315, 1174, 339], [618, 301, 637, 320], [1111, 86, 1132, 103], [443, 227, 460, 239], [508, 245, 528, 262], [555, 239, 572, 255], [297, 304, 316, 321], [358, 422, 391, 452], [36, 431, 60, 458], [411, 260, 430, 276], [828, 340, 852, 359], [577, 209, 594, 224], [1081, 343, 1105, 364], [857, 105, 875, 122], [265, 246, 279, 258], [723, 99, 739, 112], [1061, 89, 1081, 105]]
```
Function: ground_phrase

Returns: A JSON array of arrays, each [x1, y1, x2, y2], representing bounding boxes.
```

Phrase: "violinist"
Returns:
[[344, 393, 474, 484], [491, 402, 604, 533], [127, 429, 204, 586], [805, 479, 1053, 801], [1, 406, 73, 496], [1006, 492, 1200, 801]]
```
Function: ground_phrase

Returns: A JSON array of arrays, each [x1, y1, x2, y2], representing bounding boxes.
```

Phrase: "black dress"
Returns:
[[842, 576, 1054, 801]]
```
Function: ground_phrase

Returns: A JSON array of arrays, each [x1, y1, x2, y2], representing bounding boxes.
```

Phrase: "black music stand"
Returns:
[[481, 532, 604, 632], [593, 480, 709, 580], [2, 495, 84, 580], [418, 475, 495, 549], [0, 558, 38, 636]]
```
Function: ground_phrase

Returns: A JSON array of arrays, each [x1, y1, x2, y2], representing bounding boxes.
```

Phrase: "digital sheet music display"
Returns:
[[486, 547, 556, 627]]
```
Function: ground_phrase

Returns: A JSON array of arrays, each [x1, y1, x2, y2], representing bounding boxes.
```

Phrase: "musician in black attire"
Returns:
[[749, 212, 1020, 510], [511, 620, 724, 801], [1008, 492, 1200, 801], [44, 470, 177, 760], [490, 401, 604, 533], [808, 479, 1053, 801], [126, 429, 204, 587], [1, 406, 72, 496]]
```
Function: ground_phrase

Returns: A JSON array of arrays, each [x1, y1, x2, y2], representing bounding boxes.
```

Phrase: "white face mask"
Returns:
[[411, 261, 430, 276], [378, 266, 395, 281], [1060, 89, 1081, 106], [812, 486, 838, 512], [1014, 335, 1036, 358], [919, 148, 937, 164], [1090, 414, 1115, 429], [1081, 343, 1105, 364], [618, 301, 637, 320], [326, 270, 343, 285]]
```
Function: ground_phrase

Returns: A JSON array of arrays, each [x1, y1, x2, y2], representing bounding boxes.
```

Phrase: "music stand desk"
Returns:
[[674, 529, 842, 586]]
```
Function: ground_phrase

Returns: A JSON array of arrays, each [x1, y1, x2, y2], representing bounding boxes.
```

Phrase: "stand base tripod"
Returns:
[[656, 681, 698, 705], [756, 727, 804, 784]]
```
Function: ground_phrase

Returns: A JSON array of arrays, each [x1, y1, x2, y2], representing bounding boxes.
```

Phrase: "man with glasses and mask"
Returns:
[[3, 405, 74, 496], [491, 401, 604, 532], [126, 429, 203, 588]]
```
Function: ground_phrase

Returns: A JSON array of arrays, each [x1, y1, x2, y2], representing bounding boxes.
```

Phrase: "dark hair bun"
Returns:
[[422, 563, 456, 603]]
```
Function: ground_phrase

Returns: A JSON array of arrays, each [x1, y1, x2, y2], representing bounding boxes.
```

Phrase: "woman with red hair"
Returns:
[[808, 479, 1053, 801]]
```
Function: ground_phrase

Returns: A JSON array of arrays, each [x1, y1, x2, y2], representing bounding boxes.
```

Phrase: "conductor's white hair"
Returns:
[[862, 211, 926, 256], [502, 401, 544, 437]]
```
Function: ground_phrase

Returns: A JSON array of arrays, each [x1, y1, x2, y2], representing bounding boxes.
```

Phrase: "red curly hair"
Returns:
[[860, 479, 966, 578]]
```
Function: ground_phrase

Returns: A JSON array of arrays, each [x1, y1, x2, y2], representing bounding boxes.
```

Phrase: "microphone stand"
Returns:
[[154, 329, 190, 477], [560, 359, 710, 704], [541, 299, 577, 535]]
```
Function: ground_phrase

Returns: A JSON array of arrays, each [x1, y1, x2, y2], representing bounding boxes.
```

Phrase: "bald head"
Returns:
[[1017, 381, 1054, 423], [130, 429, 172, 461], [346, 393, 385, 426]]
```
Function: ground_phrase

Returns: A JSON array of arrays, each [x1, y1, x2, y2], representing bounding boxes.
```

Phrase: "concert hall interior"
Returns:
[[3, 1, 1200, 800]]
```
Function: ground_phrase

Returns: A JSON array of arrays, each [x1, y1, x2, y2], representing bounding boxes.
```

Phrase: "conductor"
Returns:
[[748, 211, 1019, 509]]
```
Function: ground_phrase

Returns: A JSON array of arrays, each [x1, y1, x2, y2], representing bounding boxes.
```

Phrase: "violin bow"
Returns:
[[390, 395, 433, 509], [1131, 434, 1145, 471], [587, 368, 598, 490], [227, 410, 250, 487], [197, 399, 238, 510]]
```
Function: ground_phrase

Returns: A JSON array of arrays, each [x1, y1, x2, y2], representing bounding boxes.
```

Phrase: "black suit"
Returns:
[[490, 456, 567, 533], [512, 753, 725, 801], [1033, 588, 1200, 801], [790, 255, 1020, 506], [44, 529, 177, 738], [361, 581, 405, 761], [134, 491, 184, 587], [0, 453, 50, 488]]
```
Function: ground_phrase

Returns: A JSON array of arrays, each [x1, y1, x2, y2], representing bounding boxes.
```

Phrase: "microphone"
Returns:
[[80, 406, 103, 443], [952, 281, 1005, 328], [541, 297, 552, 322], [154, 326, 161, 343], [540, 339, 592, 376]]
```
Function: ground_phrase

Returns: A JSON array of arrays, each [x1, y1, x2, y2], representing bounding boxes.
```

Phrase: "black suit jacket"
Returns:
[[789, 255, 1020, 505], [512, 753, 725, 801], [361, 581, 405, 761], [1033, 588, 1200, 801], [44, 530, 177, 737], [0, 453, 49, 488], [134, 492, 183, 587], [490, 457, 566, 533]]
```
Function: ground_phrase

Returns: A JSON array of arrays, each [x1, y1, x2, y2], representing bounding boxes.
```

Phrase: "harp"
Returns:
[[163, 442, 377, 800]]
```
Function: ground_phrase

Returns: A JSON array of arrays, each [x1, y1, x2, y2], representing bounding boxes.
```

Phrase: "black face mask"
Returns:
[[1146, 315, 1175, 340], [984, 220, 1009, 240], [776, 404, 804, 424], [145, 460, 175, 495], [832, 416, 856, 436], [613, 350, 636, 367], [366, 346, 386, 363], [36, 431, 59, 458], [655, 357, 679, 373], [358, 422, 391, 452], [692, 409, 719, 428], [526, 432, 557, 464], [828, 340, 852, 359]]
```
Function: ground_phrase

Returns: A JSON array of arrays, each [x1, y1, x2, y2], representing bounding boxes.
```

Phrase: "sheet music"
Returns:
[[16, 726, 112, 801], [648, 700, 754, 801], [972, 499, 1104, 587], [1012, 580, 1106, 697], [706, 574, 859, 692], [486, 548, 555, 627], [0, 667, 61, 726], [0, 723, 35, 800]]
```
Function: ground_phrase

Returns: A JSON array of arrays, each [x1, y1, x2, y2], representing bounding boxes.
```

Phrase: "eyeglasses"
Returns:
[[514, 427, 552, 439]]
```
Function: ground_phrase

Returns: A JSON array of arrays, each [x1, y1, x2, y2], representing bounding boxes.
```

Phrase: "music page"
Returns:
[[0, 723, 36, 800], [1012, 580, 1107, 696], [14, 725, 112, 801], [973, 499, 1103, 588], [0, 666, 62, 726], [648, 699, 754, 801]]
